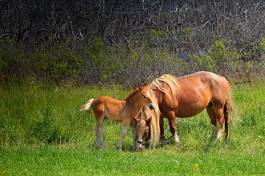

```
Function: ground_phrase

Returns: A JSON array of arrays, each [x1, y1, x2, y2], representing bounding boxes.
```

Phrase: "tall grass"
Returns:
[[0, 83, 265, 175], [0, 83, 128, 146]]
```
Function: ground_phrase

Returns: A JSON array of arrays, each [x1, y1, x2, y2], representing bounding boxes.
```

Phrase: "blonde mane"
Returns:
[[150, 74, 179, 98], [148, 96, 160, 147]]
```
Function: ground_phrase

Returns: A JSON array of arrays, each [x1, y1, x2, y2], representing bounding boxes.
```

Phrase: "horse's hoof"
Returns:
[[174, 136, 180, 143], [134, 146, 145, 152], [96, 144, 105, 149], [160, 137, 166, 143]]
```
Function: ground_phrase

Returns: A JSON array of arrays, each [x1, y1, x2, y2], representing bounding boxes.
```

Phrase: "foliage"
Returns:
[[87, 37, 128, 82], [259, 37, 265, 53], [191, 39, 240, 72], [1, 37, 264, 86], [0, 40, 84, 83]]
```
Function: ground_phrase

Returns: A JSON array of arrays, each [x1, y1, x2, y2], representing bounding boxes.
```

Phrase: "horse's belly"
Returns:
[[105, 109, 121, 121], [175, 101, 208, 117], [175, 107, 205, 117]]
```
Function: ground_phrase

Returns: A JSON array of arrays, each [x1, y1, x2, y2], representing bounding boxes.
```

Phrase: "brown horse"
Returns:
[[133, 71, 233, 145], [80, 94, 159, 150]]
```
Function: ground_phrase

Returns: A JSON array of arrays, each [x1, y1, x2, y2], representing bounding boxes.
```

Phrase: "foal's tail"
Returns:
[[80, 98, 95, 111], [224, 92, 233, 139]]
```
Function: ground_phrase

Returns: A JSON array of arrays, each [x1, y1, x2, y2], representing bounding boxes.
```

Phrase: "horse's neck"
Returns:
[[148, 88, 163, 105], [126, 96, 145, 111]]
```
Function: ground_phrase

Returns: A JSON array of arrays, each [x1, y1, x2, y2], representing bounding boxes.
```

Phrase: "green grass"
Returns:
[[0, 83, 265, 175]]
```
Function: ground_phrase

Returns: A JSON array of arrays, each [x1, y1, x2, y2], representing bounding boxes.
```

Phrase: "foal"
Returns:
[[80, 96, 125, 148], [80, 95, 156, 150]]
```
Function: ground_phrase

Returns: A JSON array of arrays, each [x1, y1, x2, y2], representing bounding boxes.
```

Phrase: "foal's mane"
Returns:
[[125, 88, 141, 101], [124, 85, 150, 104]]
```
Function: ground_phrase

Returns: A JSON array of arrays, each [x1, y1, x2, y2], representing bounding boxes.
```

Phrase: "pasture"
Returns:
[[0, 83, 265, 175]]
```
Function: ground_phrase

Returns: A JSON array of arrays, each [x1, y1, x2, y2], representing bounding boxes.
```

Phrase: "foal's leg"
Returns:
[[95, 116, 105, 148], [94, 106, 105, 148], [207, 105, 225, 141], [166, 111, 180, 143], [116, 118, 130, 150]]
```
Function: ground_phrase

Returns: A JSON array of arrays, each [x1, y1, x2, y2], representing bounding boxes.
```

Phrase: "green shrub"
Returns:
[[191, 39, 240, 72], [259, 37, 265, 53], [149, 29, 166, 40], [0, 40, 84, 83], [31, 45, 84, 82], [87, 37, 128, 82], [0, 39, 28, 76], [30, 114, 70, 144]]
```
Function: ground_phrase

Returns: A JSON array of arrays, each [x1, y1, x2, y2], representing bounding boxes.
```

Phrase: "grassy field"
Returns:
[[0, 82, 265, 175]]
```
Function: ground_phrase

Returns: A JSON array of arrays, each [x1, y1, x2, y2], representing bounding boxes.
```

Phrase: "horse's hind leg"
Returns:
[[166, 111, 180, 143], [207, 105, 225, 141]]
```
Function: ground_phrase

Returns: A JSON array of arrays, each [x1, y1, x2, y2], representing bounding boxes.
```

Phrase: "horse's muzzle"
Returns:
[[135, 139, 145, 151]]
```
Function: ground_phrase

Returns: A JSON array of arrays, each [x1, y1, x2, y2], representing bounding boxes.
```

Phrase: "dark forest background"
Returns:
[[1, 0, 265, 86]]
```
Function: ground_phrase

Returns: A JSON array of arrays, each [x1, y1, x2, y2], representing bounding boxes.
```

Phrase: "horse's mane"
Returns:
[[150, 74, 178, 97]]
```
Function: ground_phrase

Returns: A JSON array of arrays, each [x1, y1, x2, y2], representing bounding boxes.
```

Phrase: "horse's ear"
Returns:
[[137, 82, 141, 90], [133, 82, 140, 90]]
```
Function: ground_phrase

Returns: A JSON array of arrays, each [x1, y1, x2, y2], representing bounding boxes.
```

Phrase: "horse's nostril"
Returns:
[[138, 143, 146, 150]]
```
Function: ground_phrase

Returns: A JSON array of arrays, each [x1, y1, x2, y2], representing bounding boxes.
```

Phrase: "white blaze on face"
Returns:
[[135, 119, 147, 150]]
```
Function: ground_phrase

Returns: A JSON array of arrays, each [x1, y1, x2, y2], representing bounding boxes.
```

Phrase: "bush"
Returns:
[[30, 114, 70, 144], [191, 39, 240, 74], [259, 37, 265, 53], [0, 40, 84, 83], [31, 45, 84, 82], [1, 36, 264, 85]]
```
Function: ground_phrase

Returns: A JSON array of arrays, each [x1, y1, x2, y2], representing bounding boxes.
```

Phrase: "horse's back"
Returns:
[[92, 96, 124, 119], [174, 71, 230, 116], [178, 71, 230, 91], [183, 71, 231, 106]]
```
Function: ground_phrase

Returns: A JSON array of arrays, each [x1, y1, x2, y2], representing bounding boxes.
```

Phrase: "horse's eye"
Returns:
[[148, 103, 154, 110]]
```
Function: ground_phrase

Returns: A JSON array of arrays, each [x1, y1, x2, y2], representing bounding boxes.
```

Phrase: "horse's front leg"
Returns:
[[167, 111, 180, 143], [159, 117, 165, 141], [116, 120, 130, 150]]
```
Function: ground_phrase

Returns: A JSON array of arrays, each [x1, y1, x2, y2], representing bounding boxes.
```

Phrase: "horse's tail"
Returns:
[[80, 98, 95, 111], [224, 92, 233, 139]]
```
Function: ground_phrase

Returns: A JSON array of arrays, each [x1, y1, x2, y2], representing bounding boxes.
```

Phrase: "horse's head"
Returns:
[[132, 101, 161, 151], [133, 102, 155, 151], [124, 85, 160, 151]]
